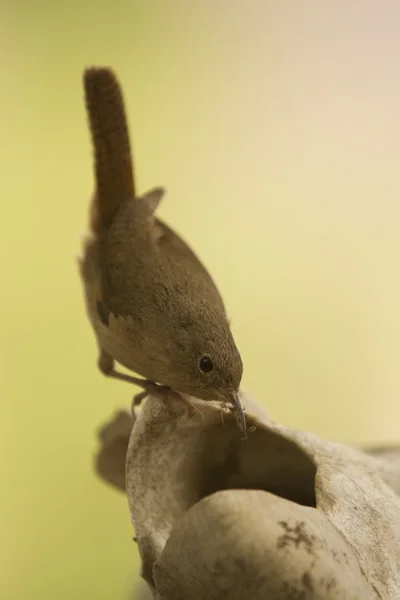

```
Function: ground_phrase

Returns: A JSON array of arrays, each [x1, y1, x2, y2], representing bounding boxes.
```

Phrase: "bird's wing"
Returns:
[[101, 197, 158, 317], [101, 202, 226, 319], [153, 220, 227, 315]]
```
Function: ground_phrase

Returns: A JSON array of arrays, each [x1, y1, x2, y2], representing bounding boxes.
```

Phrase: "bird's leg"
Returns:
[[131, 382, 170, 409], [98, 350, 203, 420], [98, 349, 152, 387], [132, 390, 149, 406], [98, 350, 197, 416], [98, 350, 167, 403]]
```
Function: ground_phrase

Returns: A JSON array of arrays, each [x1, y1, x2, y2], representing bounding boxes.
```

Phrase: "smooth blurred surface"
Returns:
[[2, 1, 400, 598]]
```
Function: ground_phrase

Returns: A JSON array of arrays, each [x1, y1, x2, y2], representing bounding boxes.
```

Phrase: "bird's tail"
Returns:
[[83, 67, 135, 236]]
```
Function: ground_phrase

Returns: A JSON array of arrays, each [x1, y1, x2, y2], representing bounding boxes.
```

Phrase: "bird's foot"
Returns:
[[97, 350, 203, 420], [97, 350, 169, 409], [131, 381, 170, 412]]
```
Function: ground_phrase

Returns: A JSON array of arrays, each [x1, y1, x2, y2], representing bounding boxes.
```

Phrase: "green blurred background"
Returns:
[[2, 1, 400, 598]]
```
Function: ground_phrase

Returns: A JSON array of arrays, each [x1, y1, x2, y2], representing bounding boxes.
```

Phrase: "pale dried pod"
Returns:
[[97, 394, 400, 599]]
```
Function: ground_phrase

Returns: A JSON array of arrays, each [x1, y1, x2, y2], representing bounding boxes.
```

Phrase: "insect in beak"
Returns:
[[228, 390, 247, 435]]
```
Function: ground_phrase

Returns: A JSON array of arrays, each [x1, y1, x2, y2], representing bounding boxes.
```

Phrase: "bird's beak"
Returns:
[[228, 390, 247, 436]]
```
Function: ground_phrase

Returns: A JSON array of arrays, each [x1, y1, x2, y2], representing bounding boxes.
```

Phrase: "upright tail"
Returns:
[[83, 67, 135, 235]]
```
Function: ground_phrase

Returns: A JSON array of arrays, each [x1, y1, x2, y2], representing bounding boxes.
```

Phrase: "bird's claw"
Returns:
[[131, 381, 171, 412]]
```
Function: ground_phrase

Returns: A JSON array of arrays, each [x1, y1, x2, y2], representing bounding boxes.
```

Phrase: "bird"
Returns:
[[78, 66, 246, 434]]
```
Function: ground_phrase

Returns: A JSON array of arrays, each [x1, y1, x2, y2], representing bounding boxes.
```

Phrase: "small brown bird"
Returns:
[[78, 66, 246, 433]]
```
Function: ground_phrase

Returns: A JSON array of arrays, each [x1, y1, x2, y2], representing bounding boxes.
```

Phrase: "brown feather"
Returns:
[[83, 67, 135, 234]]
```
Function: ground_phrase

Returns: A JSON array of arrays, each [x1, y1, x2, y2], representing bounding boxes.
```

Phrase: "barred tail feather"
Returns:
[[83, 67, 135, 234]]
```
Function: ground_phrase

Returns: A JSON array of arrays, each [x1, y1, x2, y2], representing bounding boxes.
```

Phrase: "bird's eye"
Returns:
[[199, 355, 214, 374]]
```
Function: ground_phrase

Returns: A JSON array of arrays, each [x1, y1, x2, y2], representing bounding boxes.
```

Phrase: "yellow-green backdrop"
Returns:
[[2, 1, 400, 599]]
